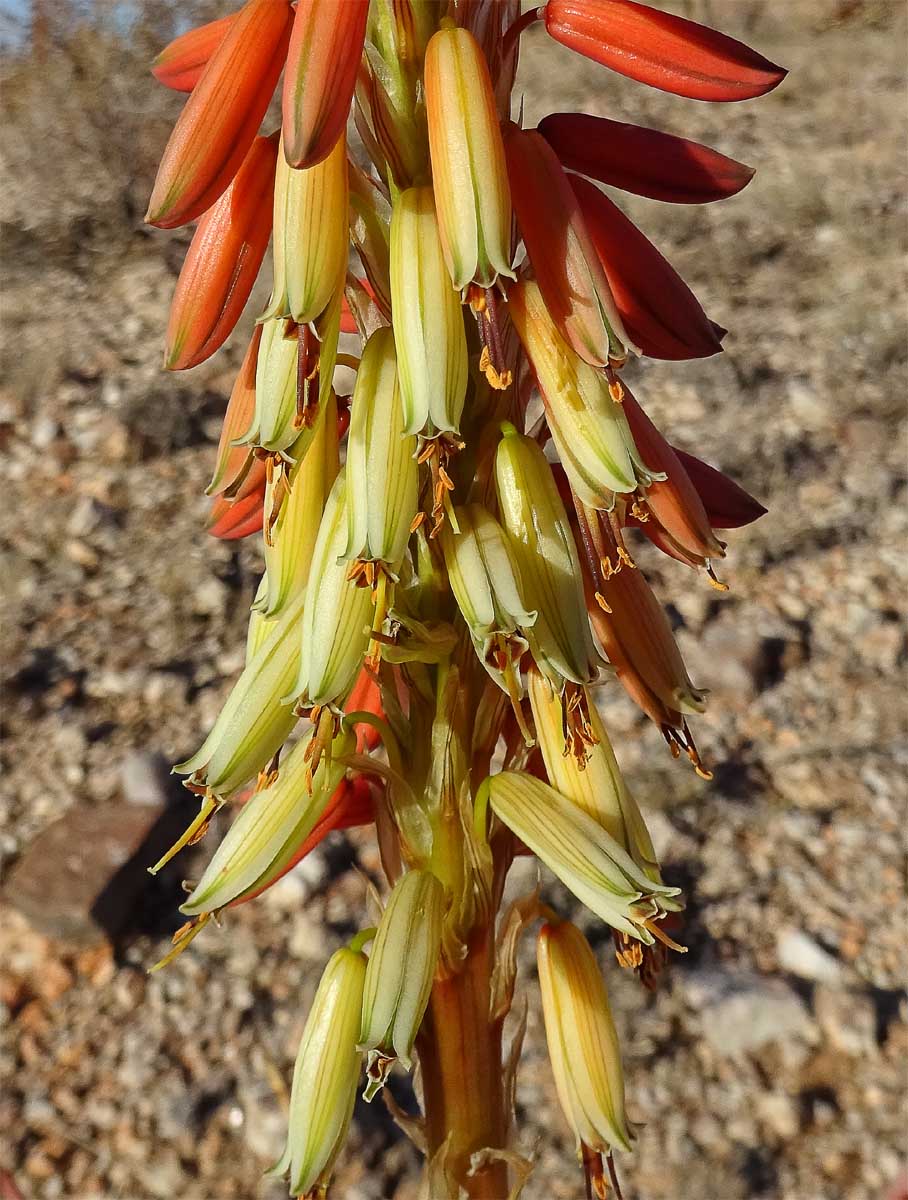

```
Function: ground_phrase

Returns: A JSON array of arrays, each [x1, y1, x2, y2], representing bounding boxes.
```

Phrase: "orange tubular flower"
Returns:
[[674, 448, 767, 530], [572, 495, 707, 724], [207, 477, 266, 541], [146, 0, 293, 229], [165, 133, 279, 371], [282, 0, 370, 169], [621, 384, 725, 567], [151, 13, 237, 93], [206, 326, 263, 500], [571, 174, 722, 361], [506, 126, 634, 367], [538, 112, 754, 205], [544, 0, 786, 102]]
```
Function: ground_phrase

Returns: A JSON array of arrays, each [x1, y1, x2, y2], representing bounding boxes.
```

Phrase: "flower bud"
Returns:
[[207, 481, 265, 541], [180, 725, 354, 916], [485, 771, 681, 945], [291, 472, 373, 711], [344, 328, 419, 576], [505, 125, 633, 366], [151, 13, 236, 93], [390, 186, 468, 436], [165, 132, 278, 371], [425, 26, 514, 290], [538, 112, 754, 205], [359, 869, 445, 1098], [571, 176, 723, 361], [508, 278, 656, 508], [543, 0, 786, 103], [244, 303, 340, 455], [146, 0, 293, 228], [673, 447, 767, 531], [260, 392, 340, 618], [537, 921, 632, 1159], [621, 385, 725, 566], [574, 499, 707, 720], [206, 326, 263, 499], [494, 426, 600, 689], [440, 504, 536, 739], [270, 945, 367, 1198], [262, 131, 349, 327], [282, 0, 370, 168], [527, 666, 674, 895], [174, 588, 305, 797]]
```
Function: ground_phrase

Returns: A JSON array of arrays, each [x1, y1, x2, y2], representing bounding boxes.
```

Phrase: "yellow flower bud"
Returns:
[[291, 471, 373, 711], [425, 26, 514, 290], [359, 869, 445, 1098], [270, 945, 366, 1198], [180, 725, 354, 916], [175, 588, 306, 797], [344, 328, 419, 574], [484, 771, 681, 945], [537, 921, 633, 1159], [260, 392, 340, 618], [494, 425, 600, 689], [262, 131, 349, 326], [509, 277, 657, 508], [390, 186, 468, 435]]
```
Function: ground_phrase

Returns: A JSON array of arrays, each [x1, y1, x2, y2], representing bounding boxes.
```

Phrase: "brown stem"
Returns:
[[417, 926, 509, 1199]]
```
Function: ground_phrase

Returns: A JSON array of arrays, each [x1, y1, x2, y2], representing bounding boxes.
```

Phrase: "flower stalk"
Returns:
[[143, 2, 784, 1194]]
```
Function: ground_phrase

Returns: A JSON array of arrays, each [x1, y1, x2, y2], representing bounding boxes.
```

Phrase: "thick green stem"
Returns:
[[417, 926, 509, 1199]]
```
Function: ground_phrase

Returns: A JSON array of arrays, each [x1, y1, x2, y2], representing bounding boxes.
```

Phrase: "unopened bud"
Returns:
[[359, 869, 445, 1098]]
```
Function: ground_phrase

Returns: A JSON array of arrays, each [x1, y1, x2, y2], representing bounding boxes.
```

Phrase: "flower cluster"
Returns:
[[145, 2, 781, 1196]]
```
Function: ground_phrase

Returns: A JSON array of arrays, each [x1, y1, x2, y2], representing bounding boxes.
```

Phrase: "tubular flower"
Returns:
[[290, 472, 374, 714], [262, 131, 349, 327], [359, 869, 445, 1099], [538, 112, 754, 205], [620, 384, 726, 571], [543, 0, 786, 102], [175, 588, 305, 799], [243, 303, 341, 457], [343, 327, 419, 584], [390, 186, 468, 437], [146, 0, 293, 229], [206, 325, 264, 500], [537, 920, 633, 1178], [573, 498, 710, 775], [440, 503, 537, 739], [485, 772, 681, 945], [282, 0, 370, 169], [505, 126, 633, 367], [260, 392, 340, 618], [508, 278, 656, 507], [270, 945, 367, 1199], [165, 132, 279, 371], [151, 13, 237, 93], [425, 25, 514, 290], [571, 175, 723, 361], [207, 480, 265, 541], [673, 448, 768, 531], [179, 725, 355, 917], [494, 425, 600, 694]]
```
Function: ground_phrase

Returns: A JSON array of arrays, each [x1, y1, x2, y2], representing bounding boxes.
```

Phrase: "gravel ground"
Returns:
[[1, 3, 906, 1199]]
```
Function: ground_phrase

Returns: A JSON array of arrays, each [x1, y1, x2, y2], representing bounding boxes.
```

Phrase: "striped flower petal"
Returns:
[[544, 0, 786, 103], [151, 12, 237, 93]]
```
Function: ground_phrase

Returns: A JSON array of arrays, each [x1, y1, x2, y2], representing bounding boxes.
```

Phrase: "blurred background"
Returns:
[[1, 2, 906, 1198]]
